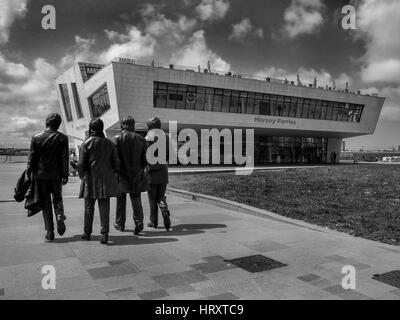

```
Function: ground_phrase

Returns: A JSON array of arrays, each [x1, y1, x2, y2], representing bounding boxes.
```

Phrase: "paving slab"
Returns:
[[0, 162, 399, 299]]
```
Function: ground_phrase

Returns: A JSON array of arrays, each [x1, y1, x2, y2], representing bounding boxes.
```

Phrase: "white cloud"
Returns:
[[254, 66, 352, 89], [357, 0, 400, 85], [361, 59, 400, 85], [0, 53, 30, 78], [9, 116, 40, 130], [18, 58, 57, 97], [98, 26, 156, 63], [195, 0, 230, 21], [283, 0, 324, 38], [140, 4, 197, 44], [170, 30, 230, 72], [228, 18, 264, 42], [59, 36, 97, 69], [355, 0, 400, 126], [366, 86, 400, 122], [0, 0, 28, 44], [0, 54, 59, 147]]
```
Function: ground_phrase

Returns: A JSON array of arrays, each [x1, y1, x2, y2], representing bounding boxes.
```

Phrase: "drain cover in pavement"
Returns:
[[372, 270, 400, 289], [226, 255, 287, 273]]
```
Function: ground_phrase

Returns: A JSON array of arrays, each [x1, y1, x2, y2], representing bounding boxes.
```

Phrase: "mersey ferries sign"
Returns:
[[254, 116, 297, 126]]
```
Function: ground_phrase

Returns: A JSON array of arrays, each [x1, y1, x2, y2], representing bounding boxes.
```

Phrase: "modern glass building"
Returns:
[[56, 58, 385, 165]]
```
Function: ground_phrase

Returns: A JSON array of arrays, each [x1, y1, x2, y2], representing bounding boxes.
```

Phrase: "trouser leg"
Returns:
[[157, 185, 170, 228], [51, 180, 65, 219], [147, 185, 159, 225], [115, 193, 127, 227], [157, 184, 168, 210], [98, 198, 110, 235], [130, 193, 144, 226], [84, 198, 95, 235], [156, 184, 167, 205], [38, 180, 54, 232]]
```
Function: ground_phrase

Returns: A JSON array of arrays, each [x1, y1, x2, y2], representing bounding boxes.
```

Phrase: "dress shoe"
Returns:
[[45, 231, 55, 241], [113, 223, 125, 232], [56, 215, 66, 236], [147, 222, 158, 228], [81, 233, 91, 241], [100, 234, 108, 244], [134, 222, 144, 235]]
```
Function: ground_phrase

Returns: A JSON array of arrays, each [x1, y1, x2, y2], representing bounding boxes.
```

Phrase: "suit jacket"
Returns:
[[27, 129, 69, 180], [114, 130, 147, 194], [78, 134, 121, 199]]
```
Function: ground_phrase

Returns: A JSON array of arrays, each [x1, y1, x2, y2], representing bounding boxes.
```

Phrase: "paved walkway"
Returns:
[[0, 163, 399, 300]]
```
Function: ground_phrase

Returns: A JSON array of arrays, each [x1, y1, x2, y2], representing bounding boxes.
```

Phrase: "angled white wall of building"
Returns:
[[111, 63, 384, 139]]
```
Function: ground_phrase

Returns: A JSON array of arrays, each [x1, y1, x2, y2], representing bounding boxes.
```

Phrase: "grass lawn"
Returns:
[[169, 164, 400, 245]]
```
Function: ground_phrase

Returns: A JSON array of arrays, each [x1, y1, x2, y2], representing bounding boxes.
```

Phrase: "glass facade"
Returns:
[[88, 83, 111, 118], [170, 131, 328, 165], [71, 83, 84, 118], [255, 136, 327, 164], [154, 82, 364, 123], [58, 84, 73, 122]]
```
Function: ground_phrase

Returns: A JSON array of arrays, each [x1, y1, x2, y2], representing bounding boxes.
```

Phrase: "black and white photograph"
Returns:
[[0, 0, 399, 308]]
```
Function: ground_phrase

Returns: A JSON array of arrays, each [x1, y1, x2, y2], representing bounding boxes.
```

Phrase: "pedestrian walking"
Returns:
[[78, 118, 120, 244], [113, 116, 147, 235], [145, 117, 171, 231], [26, 113, 69, 241]]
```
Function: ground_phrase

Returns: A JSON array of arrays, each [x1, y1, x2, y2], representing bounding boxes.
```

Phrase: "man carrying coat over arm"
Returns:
[[26, 113, 69, 241], [78, 118, 120, 244], [113, 116, 147, 235]]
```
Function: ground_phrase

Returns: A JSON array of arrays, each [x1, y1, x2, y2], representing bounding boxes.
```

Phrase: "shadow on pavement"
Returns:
[[52, 234, 179, 246], [140, 223, 227, 237]]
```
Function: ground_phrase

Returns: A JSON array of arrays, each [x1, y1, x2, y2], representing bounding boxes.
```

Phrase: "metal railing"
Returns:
[[111, 57, 380, 97]]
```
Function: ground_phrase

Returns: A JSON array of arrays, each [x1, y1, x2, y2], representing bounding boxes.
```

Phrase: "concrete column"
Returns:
[[327, 138, 342, 164]]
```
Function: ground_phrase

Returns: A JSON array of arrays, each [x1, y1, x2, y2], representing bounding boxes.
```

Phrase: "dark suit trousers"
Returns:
[[115, 193, 144, 227], [147, 184, 167, 225], [84, 198, 110, 235], [37, 179, 64, 232]]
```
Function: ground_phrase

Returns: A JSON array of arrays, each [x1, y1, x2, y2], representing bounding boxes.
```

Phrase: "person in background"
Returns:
[[145, 117, 171, 231], [26, 113, 69, 241], [353, 154, 358, 165], [3, 148, 10, 163], [113, 116, 147, 235], [69, 150, 78, 176], [78, 118, 120, 244]]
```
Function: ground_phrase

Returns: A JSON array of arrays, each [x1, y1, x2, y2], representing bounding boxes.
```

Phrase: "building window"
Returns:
[[221, 90, 231, 113], [296, 98, 303, 118], [88, 83, 111, 118], [204, 88, 214, 111], [152, 81, 364, 123], [230, 91, 240, 113], [320, 101, 328, 120], [246, 93, 255, 114], [59, 84, 73, 122], [289, 97, 297, 117], [213, 89, 223, 112], [155, 82, 167, 108], [71, 83, 84, 118], [302, 99, 310, 118]]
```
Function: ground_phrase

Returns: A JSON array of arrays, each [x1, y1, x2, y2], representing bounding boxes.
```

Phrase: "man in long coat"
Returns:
[[78, 118, 120, 244], [26, 113, 69, 241], [113, 116, 147, 235]]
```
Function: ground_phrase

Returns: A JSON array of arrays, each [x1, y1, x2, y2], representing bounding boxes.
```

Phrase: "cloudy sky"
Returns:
[[0, 0, 399, 149]]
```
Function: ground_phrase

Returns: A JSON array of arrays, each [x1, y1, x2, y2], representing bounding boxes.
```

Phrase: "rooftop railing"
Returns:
[[111, 57, 380, 98]]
